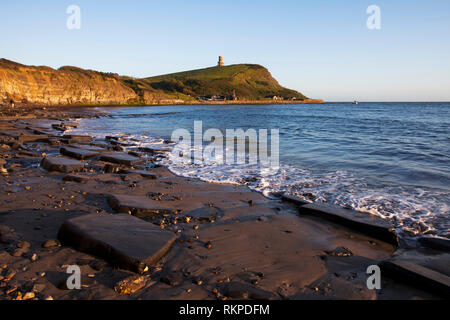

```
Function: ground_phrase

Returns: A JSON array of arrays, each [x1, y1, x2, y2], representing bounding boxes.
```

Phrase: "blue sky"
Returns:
[[1, 0, 449, 101]]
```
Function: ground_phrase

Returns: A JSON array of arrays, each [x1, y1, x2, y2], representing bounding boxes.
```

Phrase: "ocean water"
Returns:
[[70, 102, 450, 238]]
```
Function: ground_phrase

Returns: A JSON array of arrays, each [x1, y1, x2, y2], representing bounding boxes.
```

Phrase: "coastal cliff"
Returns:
[[0, 58, 314, 106], [0, 59, 137, 106]]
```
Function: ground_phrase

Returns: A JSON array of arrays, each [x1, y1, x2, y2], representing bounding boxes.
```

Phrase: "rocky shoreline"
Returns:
[[0, 107, 449, 300]]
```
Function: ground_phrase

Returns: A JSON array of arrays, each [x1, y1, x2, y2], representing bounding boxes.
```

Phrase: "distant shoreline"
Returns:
[[0, 99, 324, 111]]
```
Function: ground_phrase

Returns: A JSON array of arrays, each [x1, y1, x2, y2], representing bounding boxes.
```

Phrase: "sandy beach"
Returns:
[[0, 105, 449, 301]]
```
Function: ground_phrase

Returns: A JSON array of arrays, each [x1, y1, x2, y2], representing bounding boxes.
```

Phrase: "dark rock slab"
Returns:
[[103, 163, 124, 174], [17, 134, 49, 144], [298, 203, 398, 246], [69, 144, 107, 152], [160, 272, 185, 286], [62, 174, 91, 184], [60, 146, 100, 160], [0, 225, 18, 244], [100, 152, 143, 166], [18, 150, 40, 157], [223, 282, 277, 300], [62, 135, 93, 143], [186, 206, 222, 223], [90, 141, 110, 149], [41, 156, 85, 173], [108, 194, 174, 219], [119, 169, 157, 179], [419, 236, 450, 252], [281, 193, 311, 206], [57, 214, 177, 273], [139, 145, 172, 154], [380, 259, 450, 298]]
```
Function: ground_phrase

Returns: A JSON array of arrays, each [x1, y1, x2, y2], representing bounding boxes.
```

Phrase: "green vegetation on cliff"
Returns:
[[138, 64, 307, 100]]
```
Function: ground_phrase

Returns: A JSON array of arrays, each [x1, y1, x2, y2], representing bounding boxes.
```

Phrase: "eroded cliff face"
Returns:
[[0, 59, 138, 106]]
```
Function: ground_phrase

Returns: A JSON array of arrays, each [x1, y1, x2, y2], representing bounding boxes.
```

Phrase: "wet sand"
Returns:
[[0, 106, 448, 300]]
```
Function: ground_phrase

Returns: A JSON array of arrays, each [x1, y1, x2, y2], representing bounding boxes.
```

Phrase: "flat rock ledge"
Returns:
[[60, 146, 100, 160], [380, 259, 450, 298], [40, 156, 85, 173], [100, 152, 143, 166], [62, 135, 93, 143], [419, 236, 450, 252], [298, 203, 399, 246], [108, 194, 175, 219], [62, 174, 91, 183], [118, 169, 157, 179], [57, 214, 177, 273]]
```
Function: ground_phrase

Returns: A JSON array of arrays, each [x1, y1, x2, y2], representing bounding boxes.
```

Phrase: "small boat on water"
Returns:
[[353, 100, 359, 105]]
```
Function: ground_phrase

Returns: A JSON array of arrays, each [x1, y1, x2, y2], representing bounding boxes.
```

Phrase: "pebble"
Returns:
[[42, 239, 61, 248], [22, 292, 35, 300], [17, 241, 31, 249], [12, 247, 29, 257]]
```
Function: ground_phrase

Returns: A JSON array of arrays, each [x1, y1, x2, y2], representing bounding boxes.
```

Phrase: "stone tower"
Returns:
[[218, 56, 224, 67]]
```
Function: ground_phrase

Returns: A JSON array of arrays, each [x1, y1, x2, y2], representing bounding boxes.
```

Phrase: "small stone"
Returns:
[[44, 295, 54, 300], [17, 241, 31, 249], [42, 239, 61, 248], [205, 241, 213, 249], [12, 247, 29, 257], [160, 272, 184, 287], [23, 292, 35, 300], [30, 253, 38, 261]]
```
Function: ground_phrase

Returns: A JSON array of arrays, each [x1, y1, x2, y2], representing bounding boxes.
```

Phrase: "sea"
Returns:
[[69, 102, 450, 238]]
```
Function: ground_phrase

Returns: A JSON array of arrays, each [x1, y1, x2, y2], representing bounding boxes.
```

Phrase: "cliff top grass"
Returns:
[[138, 64, 307, 100]]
